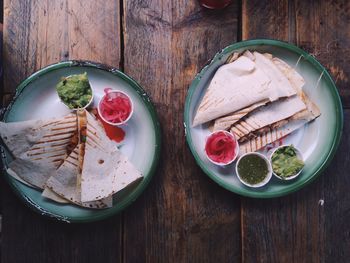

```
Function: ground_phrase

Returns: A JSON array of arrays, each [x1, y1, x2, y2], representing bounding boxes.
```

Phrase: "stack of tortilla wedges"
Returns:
[[193, 51, 321, 153], [0, 109, 143, 209]]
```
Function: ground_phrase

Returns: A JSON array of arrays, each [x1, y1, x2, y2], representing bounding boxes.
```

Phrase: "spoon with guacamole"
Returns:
[[56, 72, 93, 110]]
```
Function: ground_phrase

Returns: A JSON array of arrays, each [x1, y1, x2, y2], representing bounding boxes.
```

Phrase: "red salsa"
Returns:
[[92, 108, 126, 143], [205, 131, 237, 164], [99, 88, 132, 124]]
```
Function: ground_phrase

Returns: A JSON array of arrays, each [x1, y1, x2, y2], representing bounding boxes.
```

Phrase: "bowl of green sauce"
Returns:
[[270, 145, 304, 180], [235, 152, 272, 188], [56, 72, 93, 110]]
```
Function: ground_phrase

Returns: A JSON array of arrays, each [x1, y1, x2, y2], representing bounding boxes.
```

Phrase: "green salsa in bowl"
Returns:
[[56, 72, 93, 110], [235, 152, 272, 188]]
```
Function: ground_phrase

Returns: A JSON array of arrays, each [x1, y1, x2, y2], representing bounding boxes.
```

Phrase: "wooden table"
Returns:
[[1, 0, 349, 262]]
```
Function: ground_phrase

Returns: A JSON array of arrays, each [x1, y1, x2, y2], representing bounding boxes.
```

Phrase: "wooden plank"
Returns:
[[242, 1, 350, 262], [242, 0, 350, 107], [240, 111, 350, 263], [322, 109, 350, 262], [1, 1, 122, 262], [293, 0, 350, 107], [3, 0, 121, 93], [242, 0, 290, 41], [1, 93, 11, 107], [1, 185, 122, 263], [123, 1, 241, 262]]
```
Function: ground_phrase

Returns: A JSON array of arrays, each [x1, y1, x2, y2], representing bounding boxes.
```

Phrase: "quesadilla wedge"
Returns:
[[42, 188, 70, 204], [193, 51, 296, 127], [0, 115, 78, 189], [6, 168, 36, 188], [230, 51, 318, 143], [80, 110, 143, 202], [213, 51, 305, 131], [212, 100, 269, 131], [230, 95, 307, 141], [45, 145, 112, 208], [272, 57, 305, 95], [239, 96, 320, 153]]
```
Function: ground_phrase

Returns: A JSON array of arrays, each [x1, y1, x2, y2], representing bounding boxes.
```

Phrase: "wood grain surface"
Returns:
[[1, 1, 122, 263], [294, 0, 350, 107], [122, 0, 241, 262], [243, 0, 350, 107], [242, 1, 350, 262], [3, 0, 121, 93]]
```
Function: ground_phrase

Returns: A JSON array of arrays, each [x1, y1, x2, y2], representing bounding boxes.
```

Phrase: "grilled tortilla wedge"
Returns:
[[192, 52, 297, 127], [0, 115, 77, 189], [239, 96, 320, 153], [80, 111, 143, 202], [45, 145, 112, 209]]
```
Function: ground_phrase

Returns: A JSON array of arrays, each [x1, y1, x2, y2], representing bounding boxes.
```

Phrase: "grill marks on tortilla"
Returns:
[[240, 102, 320, 153], [41, 115, 75, 127], [241, 125, 289, 153], [0, 114, 79, 189], [24, 116, 78, 165], [230, 94, 307, 142], [64, 150, 79, 167], [45, 144, 112, 209], [213, 100, 269, 131], [232, 114, 293, 143], [85, 120, 106, 152], [86, 129, 105, 151]]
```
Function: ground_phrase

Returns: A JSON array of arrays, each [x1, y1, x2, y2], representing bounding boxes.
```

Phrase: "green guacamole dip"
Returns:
[[56, 72, 92, 109], [271, 145, 304, 179]]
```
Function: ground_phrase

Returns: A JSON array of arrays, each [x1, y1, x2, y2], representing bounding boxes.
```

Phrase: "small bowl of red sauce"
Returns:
[[205, 130, 239, 166], [98, 88, 133, 126]]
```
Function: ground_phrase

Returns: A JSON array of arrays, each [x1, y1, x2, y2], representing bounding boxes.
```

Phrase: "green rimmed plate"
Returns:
[[1, 61, 161, 222], [184, 39, 343, 198]]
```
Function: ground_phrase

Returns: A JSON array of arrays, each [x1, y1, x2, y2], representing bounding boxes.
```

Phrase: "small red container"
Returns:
[[205, 130, 239, 166], [198, 0, 233, 9]]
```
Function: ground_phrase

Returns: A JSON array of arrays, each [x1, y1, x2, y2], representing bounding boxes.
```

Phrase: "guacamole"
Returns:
[[56, 72, 92, 109], [271, 145, 304, 179]]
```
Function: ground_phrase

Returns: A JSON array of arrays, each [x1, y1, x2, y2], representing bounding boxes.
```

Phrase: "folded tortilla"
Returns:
[[230, 52, 311, 142], [213, 100, 269, 131], [42, 188, 70, 204], [231, 95, 307, 141], [0, 115, 78, 189], [45, 145, 112, 209], [6, 168, 37, 188], [239, 97, 320, 153], [80, 111, 143, 202], [272, 57, 305, 96], [213, 52, 307, 132], [193, 51, 296, 126]]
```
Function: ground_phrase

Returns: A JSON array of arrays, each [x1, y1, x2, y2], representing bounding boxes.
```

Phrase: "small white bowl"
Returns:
[[270, 145, 304, 180], [235, 152, 272, 188], [205, 130, 239, 166], [58, 74, 94, 111], [98, 90, 134, 126]]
